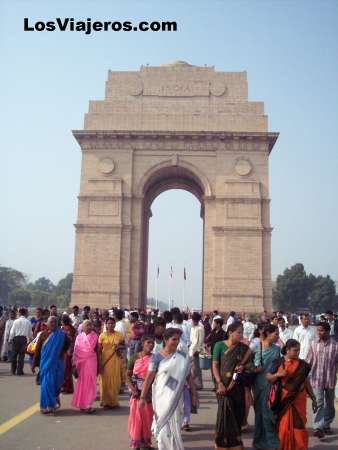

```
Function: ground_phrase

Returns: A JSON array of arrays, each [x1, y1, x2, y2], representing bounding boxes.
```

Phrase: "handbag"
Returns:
[[26, 332, 41, 355], [267, 359, 284, 412], [242, 341, 263, 387]]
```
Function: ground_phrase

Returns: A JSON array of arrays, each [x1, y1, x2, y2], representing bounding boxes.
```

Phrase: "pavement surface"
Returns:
[[0, 360, 337, 450]]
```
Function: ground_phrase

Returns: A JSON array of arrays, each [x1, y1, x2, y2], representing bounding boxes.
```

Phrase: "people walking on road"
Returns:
[[139, 328, 198, 450], [189, 312, 205, 390], [225, 311, 236, 330], [277, 317, 293, 346], [242, 315, 255, 342], [153, 317, 166, 353], [293, 313, 315, 359], [325, 310, 338, 341], [9, 307, 32, 375], [32, 316, 69, 414], [1, 309, 16, 361], [69, 305, 82, 330], [98, 317, 125, 408], [31, 308, 44, 338], [0, 306, 7, 359], [212, 321, 252, 450], [205, 317, 226, 389], [129, 311, 145, 359], [306, 321, 338, 438], [72, 320, 98, 413], [61, 314, 76, 394], [126, 335, 155, 449], [252, 324, 280, 450], [267, 338, 317, 450]]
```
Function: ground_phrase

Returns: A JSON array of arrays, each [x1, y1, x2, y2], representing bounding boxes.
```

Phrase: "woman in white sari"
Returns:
[[139, 328, 198, 450]]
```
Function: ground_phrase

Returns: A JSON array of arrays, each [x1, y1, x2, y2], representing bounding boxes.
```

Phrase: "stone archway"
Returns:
[[139, 165, 205, 309], [71, 61, 278, 312]]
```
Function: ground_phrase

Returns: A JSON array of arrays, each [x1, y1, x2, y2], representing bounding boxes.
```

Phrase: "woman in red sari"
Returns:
[[61, 315, 76, 394], [126, 335, 155, 450], [267, 339, 318, 450]]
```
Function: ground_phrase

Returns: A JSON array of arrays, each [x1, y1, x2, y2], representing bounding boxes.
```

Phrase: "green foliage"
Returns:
[[1, 267, 73, 309], [307, 275, 336, 313], [0, 266, 27, 304], [56, 294, 70, 308], [8, 288, 32, 307], [146, 297, 168, 311], [55, 273, 73, 305], [31, 290, 52, 308], [29, 277, 55, 293], [273, 263, 309, 311], [273, 263, 337, 313]]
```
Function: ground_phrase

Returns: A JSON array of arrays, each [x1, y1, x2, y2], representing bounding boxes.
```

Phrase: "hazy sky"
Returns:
[[1, 0, 337, 308]]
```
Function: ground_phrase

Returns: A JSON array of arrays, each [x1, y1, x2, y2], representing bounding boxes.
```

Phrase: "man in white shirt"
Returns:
[[69, 305, 82, 330], [226, 311, 236, 331], [169, 311, 190, 346], [9, 307, 33, 375], [278, 317, 293, 346], [212, 310, 222, 324], [243, 315, 255, 342], [293, 313, 315, 359], [189, 312, 205, 390], [114, 309, 129, 345]]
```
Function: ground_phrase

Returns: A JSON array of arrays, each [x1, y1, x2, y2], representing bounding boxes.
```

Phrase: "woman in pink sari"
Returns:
[[72, 320, 98, 413], [126, 336, 155, 449]]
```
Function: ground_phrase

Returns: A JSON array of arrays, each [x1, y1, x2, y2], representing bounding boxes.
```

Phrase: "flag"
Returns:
[[157, 265, 160, 278], [170, 266, 173, 278], [184, 267, 187, 280]]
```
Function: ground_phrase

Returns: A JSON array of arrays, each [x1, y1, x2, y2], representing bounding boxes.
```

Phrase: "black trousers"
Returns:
[[11, 336, 27, 375]]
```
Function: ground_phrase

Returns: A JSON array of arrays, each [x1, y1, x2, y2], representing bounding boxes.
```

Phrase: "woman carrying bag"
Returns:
[[266, 339, 317, 450]]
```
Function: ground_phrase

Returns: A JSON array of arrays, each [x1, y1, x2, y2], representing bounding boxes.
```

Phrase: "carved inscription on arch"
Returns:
[[143, 81, 209, 97]]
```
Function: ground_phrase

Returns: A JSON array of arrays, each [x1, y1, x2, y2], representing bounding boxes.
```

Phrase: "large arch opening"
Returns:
[[140, 166, 205, 310]]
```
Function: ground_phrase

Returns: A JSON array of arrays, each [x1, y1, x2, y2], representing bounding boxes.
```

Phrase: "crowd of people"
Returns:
[[0, 304, 338, 450]]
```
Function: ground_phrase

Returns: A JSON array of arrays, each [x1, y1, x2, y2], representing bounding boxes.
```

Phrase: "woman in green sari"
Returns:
[[212, 322, 252, 450], [252, 324, 280, 450]]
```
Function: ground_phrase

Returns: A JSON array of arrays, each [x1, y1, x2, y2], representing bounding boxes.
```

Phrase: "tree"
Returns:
[[56, 294, 70, 308], [8, 288, 32, 307], [0, 266, 26, 304], [307, 275, 336, 313], [146, 297, 167, 311], [55, 273, 73, 307], [273, 263, 309, 312], [30, 277, 55, 293], [56, 274, 72, 296], [31, 290, 51, 308]]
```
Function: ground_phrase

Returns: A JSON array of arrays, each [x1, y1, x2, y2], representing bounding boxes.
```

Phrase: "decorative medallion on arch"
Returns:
[[71, 61, 279, 312]]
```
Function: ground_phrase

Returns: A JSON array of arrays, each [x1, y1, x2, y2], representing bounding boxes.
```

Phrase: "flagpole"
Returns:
[[183, 267, 186, 310], [169, 265, 173, 309], [155, 265, 158, 310], [168, 266, 171, 310], [182, 280, 185, 310]]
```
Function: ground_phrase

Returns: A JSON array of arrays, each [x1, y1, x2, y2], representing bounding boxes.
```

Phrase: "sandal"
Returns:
[[85, 407, 96, 414]]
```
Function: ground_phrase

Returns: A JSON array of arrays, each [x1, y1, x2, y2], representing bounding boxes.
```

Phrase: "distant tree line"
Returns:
[[146, 297, 169, 311], [1, 263, 336, 313], [0, 265, 72, 308], [273, 263, 337, 313]]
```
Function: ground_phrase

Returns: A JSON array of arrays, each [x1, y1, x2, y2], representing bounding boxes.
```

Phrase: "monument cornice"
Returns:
[[74, 223, 133, 233], [73, 130, 279, 153], [212, 225, 273, 236]]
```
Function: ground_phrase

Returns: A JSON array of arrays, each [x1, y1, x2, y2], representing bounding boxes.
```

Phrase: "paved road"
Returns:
[[0, 361, 337, 450]]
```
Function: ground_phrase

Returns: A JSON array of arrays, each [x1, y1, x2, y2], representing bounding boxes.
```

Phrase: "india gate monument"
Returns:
[[71, 61, 278, 312]]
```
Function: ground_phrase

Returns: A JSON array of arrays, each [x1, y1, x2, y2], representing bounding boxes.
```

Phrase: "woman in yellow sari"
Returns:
[[98, 317, 126, 408]]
